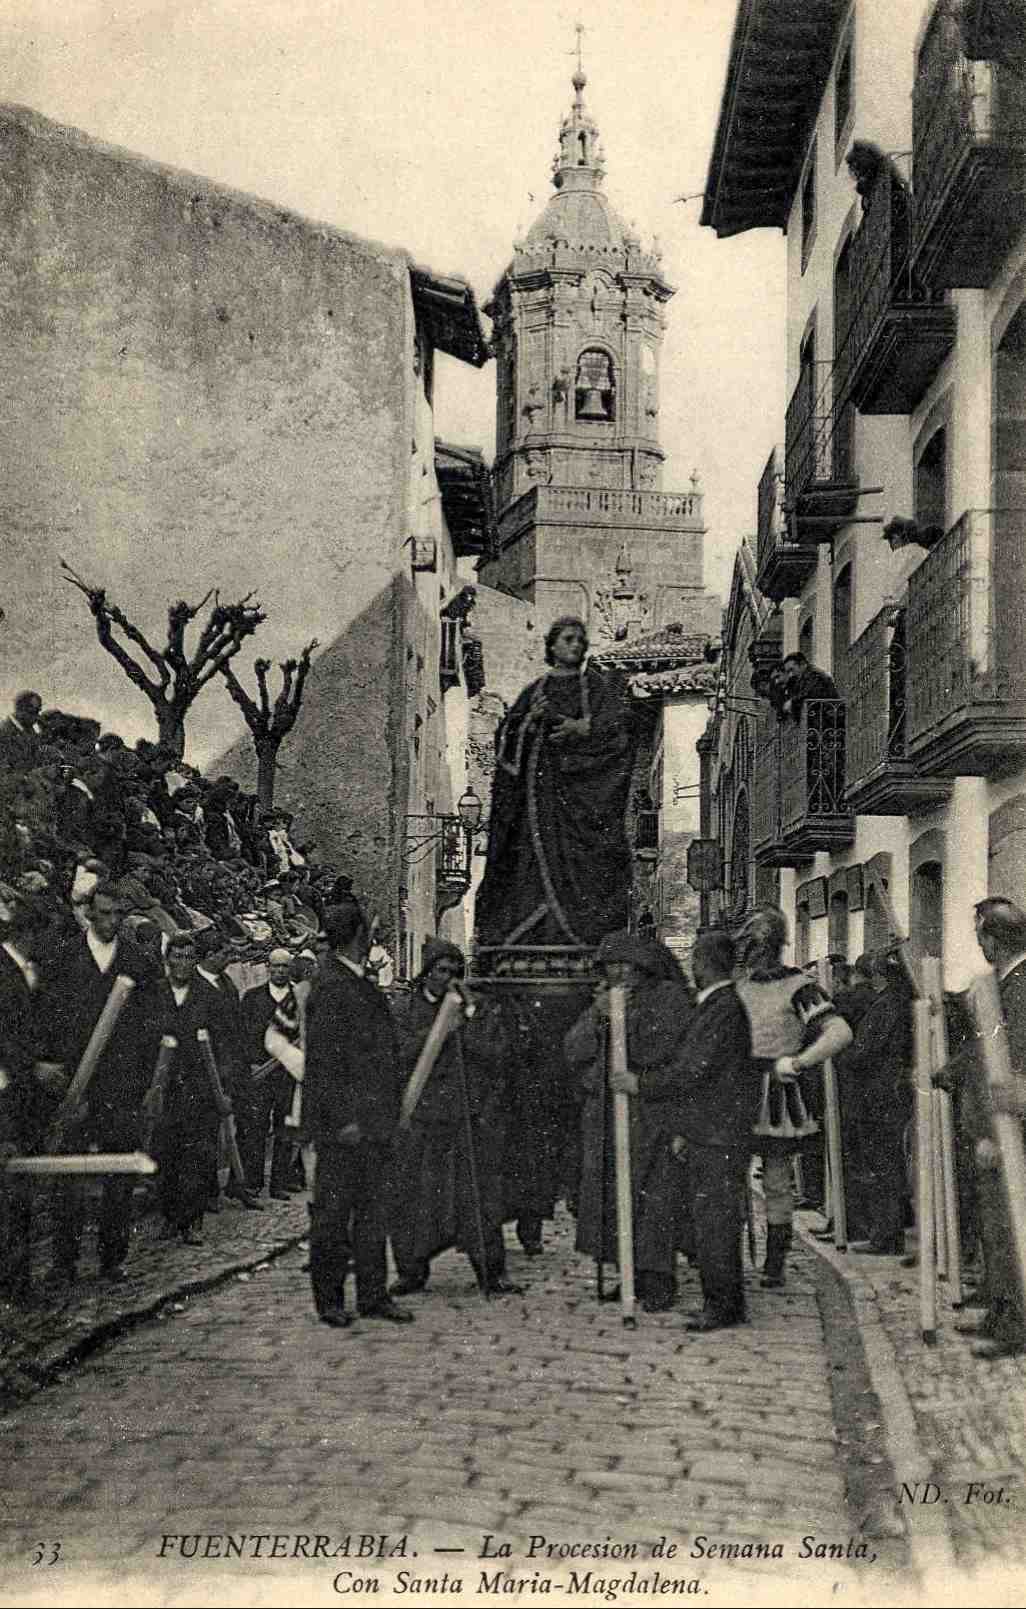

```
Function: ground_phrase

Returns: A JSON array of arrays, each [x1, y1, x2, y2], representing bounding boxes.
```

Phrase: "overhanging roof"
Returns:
[[411, 268, 491, 367], [700, 0, 850, 239], [434, 440, 495, 558]]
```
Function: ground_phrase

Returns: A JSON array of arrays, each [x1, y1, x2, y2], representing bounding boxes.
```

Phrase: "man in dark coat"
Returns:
[[0, 691, 43, 775], [36, 882, 160, 1280], [826, 951, 879, 1243], [843, 951, 915, 1256], [956, 898, 1026, 1359], [672, 931, 758, 1330], [390, 938, 522, 1298], [238, 947, 302, 1200], [193, 927, 262, 1212], [147, 931, 233, 1245], [565, 932, 694, 1312], [0, 889, 52, 1301], [304, 901, 412, 1328], [779, 652, 840, 723]]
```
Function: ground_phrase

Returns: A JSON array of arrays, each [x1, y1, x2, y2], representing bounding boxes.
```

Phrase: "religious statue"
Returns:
[[474, 617, 639, 948]]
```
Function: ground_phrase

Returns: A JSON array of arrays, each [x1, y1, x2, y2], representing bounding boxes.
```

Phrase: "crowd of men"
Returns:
[[1, 688, 1023, 1362]]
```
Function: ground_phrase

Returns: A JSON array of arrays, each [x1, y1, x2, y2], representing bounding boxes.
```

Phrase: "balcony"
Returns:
[[755, 445, 816, 603], [842, 168, 956, 415], [907, 508, 1026, 774], [785, 362, 859, 542], [751, 701, 853, 865], [845, 605, 953, 813], [912, 1, 1026, 289]]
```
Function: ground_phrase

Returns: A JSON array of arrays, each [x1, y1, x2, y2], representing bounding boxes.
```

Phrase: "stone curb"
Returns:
[[793, 1209, 959, 1590], [0, 1223, 307, 1412]]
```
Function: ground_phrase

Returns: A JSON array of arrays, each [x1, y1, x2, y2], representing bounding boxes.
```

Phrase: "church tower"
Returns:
[[479, 65, 714, 646]]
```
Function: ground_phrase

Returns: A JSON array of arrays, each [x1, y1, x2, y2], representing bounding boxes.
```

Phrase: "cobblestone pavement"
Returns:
[[0, 1207, 927, 1609], [796, 1208, 1026, 1595], [0, 1190, 310, 1407]]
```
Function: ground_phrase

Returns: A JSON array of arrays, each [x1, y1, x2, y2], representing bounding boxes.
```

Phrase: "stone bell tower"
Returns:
[[479, 65, 713, 644]]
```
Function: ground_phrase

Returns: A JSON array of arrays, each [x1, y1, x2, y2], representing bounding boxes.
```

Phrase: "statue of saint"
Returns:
[[475, 616, 639, 949]]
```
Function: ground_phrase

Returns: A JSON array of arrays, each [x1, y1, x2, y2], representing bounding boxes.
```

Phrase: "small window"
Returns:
[[835, 34, 853, 148], [801, 145, 817, 273]]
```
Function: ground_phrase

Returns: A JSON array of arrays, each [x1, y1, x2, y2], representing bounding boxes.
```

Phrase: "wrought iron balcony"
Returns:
[[841, 168, 956, 415], [751, 701, 852, 865], [844, 605, 953, 814], [912, 0, 1026, 288], [906, 508, 1026, 774], [784, 362, 858, 542], [755, 445, 816, 603]]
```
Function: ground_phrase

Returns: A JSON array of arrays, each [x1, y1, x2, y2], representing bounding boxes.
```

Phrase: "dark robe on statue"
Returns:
[[565, 972, 693, 1289], [476, 662, 638, 947], [390, 984, 512, 1281]]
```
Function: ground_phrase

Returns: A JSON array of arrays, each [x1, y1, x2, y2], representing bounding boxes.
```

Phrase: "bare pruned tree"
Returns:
[[219, 640, 319, 810], [61, 560, 266, 760]]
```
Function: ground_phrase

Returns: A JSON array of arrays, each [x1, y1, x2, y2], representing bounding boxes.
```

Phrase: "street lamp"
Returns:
[[457, 787, 483, 831]]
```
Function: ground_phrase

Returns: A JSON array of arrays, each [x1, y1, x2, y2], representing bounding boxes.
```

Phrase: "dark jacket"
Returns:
[[842, 980, 914, 1119], [36, 930, 159, 1110], [304, 956, 402, 1144], [675, 982, 757, 1150], [239, 982, 297, 1067], [146, 979, 229, 1124], [0, 946, 47, 1146], [0, 717, 41, 774], [192, 972, 245, 1095], [783, 664, 839, 722]]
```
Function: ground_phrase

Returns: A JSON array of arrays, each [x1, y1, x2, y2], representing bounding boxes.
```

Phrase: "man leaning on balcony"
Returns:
[[779, 653, 839, 724]]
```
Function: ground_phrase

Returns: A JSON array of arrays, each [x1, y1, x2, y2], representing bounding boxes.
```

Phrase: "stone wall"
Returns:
[[0, 104, 413, 927]]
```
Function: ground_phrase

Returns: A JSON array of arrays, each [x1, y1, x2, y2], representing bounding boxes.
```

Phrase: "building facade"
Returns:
[[702, 0, 1026, 986], [0, 103, 490, 962]]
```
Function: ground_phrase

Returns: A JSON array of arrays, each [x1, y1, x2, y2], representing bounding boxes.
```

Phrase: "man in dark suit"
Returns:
[[0, 691, 43, 775], [961, 898, 1026, 1359], [0, 888, 52, 1301], [672, 931, 758, 1331], [238, 947, 301, 1200], [36, 881, 159, 1282], [193, 927, 263, 1212], [148, 932, 233, 1245], [305, 901, 412, 1328]]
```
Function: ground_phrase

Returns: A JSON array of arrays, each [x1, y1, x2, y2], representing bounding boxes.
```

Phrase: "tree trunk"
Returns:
[[155, 702, 186, 760], [256, 738, 280, 813]]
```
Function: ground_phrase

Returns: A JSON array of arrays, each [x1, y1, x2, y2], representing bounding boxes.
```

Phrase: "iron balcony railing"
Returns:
[[751, 730, 782, 856], [846, 606, 907, 785], [913, 1, 1026, 268], [845, 169, 914, 362], [756, 445, 786, 573], [780, 699, 850, 836], [907, 508, 1026, 746], [784, 361, 855, 510]]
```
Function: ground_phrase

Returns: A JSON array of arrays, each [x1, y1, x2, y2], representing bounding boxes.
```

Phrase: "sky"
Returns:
[[1, 0, 786, 604]]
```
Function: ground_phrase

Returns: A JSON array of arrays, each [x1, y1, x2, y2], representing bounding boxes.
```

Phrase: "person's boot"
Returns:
[[761, 1224, 791, 1289], [516, 1215, 543, 1255]]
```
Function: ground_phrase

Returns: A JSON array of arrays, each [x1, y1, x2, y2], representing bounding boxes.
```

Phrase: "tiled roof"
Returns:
[[594, 623, 713, 667]]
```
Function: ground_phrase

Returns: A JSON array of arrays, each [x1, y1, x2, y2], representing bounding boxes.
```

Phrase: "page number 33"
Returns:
[[32, 1542, 62, 1566]]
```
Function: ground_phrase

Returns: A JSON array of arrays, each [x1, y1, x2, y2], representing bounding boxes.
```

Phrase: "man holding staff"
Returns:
[[565, 933, 693, 1313], [304, 901, 412, 1328], [390, 938, 522, 1298], [37, 882, 158, 1283], [238, 947, 302, 1201]]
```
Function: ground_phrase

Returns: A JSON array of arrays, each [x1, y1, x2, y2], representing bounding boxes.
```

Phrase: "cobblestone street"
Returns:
[[0, 1207, 927, 1609]]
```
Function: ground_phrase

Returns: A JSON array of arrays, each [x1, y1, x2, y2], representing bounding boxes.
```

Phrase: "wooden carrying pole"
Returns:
[[140, 1033, 178, 1154], [196, 1028, 246, 1185], [48, 974, 137, 1144], [969, 971, 1026, 1323], [921, 956, 962, 1303], [913, 995, 937, 1342], [4, 1152, 157, 1176], [608, 985, 636, 1328], [816, 958, 848, 1250], [399, 990, 465, 1126]]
